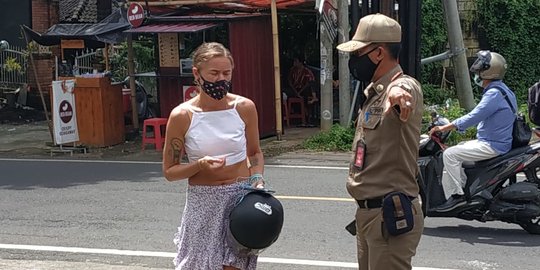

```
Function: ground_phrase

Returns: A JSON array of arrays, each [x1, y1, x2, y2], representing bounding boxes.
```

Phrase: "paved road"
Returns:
[[1, 158, 539, 270]]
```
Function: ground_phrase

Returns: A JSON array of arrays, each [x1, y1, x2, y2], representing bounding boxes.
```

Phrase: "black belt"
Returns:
[[356, 198, 383, 209], [356, 196, 416, 209]]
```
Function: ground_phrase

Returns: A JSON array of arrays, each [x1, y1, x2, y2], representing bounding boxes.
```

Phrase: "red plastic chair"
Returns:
[[142, 118, 168, 151], [287, 97, 306, 126]]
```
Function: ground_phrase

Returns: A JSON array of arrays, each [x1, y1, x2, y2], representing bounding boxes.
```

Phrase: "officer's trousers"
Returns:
[[355, 199, 424, 270]]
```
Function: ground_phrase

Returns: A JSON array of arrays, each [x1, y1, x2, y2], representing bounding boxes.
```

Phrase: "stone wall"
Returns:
[[458, 0, 480, 58]]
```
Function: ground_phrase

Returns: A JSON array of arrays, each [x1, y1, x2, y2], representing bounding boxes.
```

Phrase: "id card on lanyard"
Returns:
[[354, 140, 366, 170]]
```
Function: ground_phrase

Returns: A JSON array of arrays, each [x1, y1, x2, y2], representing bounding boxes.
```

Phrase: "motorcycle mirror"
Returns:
[[0, 40, 9, 52]]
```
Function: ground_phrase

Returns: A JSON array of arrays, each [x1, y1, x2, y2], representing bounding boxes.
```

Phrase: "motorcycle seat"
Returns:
[[462, 144, 536, 169]]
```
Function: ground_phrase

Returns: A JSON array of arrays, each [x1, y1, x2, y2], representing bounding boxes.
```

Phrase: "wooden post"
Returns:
[[271, 0, 282, 140], [127, 34, 139, 129], [104, 43, 110, 71], [21, 26, 55, 144]]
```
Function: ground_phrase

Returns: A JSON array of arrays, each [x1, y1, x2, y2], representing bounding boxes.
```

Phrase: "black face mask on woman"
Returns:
[[198, 75, 232, 100], [348, 47, 380, 82]]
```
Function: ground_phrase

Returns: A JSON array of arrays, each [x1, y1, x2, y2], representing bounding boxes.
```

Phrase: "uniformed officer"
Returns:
[[337, 13, 424, 270]]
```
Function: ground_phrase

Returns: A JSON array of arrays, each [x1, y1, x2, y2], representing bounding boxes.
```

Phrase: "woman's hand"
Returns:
[[250, 173, 265, 189], [197, 156, 225, 171]]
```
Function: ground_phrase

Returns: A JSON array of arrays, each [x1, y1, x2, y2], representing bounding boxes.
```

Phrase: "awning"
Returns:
[[242, 0, 313, 8], [22, 8, 131, 46], [130, 0, 315, 14], [124, 22, 218, 33]]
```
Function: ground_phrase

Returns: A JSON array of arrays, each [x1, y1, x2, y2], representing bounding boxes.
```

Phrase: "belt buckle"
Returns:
[[361, 200, 369, 208]]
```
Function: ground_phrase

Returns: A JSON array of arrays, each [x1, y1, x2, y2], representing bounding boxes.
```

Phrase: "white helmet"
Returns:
[[469, 50, 507, 80]]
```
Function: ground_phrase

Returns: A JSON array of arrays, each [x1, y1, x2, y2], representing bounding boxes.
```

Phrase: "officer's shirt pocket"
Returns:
[[361, 108, 383, 154], [362, 106, 383, 130]]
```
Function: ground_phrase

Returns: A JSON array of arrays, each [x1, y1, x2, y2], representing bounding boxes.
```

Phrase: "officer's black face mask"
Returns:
[[348, 47, 380, 82]]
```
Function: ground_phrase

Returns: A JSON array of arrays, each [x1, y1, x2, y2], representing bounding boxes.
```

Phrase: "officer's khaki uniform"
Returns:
[[348, 65, 424, 270]]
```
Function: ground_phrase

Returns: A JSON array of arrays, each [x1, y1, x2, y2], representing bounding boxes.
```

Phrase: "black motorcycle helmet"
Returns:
[[227, 190, 284, 256]]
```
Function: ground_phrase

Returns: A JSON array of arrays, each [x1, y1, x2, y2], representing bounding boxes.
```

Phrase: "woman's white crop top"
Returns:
[[183, 98, 247, 166]]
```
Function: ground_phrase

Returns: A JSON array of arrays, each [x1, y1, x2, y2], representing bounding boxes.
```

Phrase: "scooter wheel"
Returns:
[[517, 217, 540, 235]]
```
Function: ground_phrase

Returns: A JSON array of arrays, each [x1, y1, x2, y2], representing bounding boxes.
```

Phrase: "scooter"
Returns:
[[121, 77, 156, 121], [417, 117, 540, 234]]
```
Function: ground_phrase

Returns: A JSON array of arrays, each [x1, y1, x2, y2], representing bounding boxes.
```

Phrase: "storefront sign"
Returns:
[[183, 85, 199, 102], [158, 33, 180, 68], [52, 80, 79, 145], [61, 39, 85, 49], [127, 3, 145, 28]]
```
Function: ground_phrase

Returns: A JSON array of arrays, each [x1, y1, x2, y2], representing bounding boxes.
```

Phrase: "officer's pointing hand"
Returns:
[[385, 87, 413, 122]]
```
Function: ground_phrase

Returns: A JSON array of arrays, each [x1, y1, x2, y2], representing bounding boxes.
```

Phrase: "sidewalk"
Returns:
[[0, 121, 350, 165]]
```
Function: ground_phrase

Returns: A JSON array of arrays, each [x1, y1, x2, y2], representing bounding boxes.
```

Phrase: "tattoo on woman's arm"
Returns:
[[250, 156, 259, 167], [171, 138, 183, 163]]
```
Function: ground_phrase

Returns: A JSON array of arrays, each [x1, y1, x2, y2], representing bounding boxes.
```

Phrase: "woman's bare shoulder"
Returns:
[[169, 102, 194, 124], [232, 94, 255, 110]]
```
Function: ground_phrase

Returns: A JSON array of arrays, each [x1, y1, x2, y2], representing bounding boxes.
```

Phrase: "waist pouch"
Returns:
[[382, 192, 415, 236]]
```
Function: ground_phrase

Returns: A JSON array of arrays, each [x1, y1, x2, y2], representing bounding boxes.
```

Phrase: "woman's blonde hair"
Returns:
[[191, 42, 234, 70]]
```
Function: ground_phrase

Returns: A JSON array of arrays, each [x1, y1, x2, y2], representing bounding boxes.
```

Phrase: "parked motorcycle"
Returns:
[[417, 116, 540, 234], [121, 77, 156, 121]]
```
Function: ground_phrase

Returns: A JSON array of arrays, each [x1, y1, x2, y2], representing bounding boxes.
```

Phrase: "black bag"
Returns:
[[382, 192, 415, 236], [512, 114, 532, 148], [528, 81, 540, 126], [495, 87, 532, 148]]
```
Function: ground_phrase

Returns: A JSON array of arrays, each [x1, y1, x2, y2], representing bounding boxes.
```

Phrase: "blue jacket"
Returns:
[[452, 80, 517, 154]]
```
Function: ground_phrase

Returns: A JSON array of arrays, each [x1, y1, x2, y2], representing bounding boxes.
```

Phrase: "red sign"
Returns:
[[59, 100, 74, 124], [183, 86, 199, 102], [127, 3, 145, 28]]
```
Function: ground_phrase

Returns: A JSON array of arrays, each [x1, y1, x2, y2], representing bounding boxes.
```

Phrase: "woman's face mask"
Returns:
[[348, 47, 380, 82], [473, 74, 483, 88], [198, 75, 232, 100]]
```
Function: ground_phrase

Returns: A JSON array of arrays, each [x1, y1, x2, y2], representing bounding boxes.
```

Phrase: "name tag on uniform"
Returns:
[[369, 107, 383, 115], [354, 140, 366, 170]]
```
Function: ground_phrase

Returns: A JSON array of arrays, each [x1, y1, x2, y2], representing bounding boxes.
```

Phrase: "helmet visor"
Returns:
[[469, 50, 492, 74]]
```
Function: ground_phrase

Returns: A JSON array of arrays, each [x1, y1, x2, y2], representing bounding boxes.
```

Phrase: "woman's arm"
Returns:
[[238, 97, 264, 177], [162, 106, 201, 181]]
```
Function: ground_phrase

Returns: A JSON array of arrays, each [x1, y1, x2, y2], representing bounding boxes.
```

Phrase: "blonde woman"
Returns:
[[162, 42, 264, 269]]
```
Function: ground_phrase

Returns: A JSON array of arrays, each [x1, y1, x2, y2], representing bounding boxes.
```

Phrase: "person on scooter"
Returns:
[[337, 13, 424, 270], [428, 50, 517, 212]]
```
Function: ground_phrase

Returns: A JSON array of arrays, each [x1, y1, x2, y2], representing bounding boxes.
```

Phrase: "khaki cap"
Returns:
[[337, 13, 401, 52]]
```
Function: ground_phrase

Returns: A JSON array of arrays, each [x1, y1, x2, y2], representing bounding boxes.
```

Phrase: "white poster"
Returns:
[[52, 80, 79, 145]]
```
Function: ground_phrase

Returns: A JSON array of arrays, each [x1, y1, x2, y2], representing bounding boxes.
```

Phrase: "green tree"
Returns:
[[477, 0, 540, 102]]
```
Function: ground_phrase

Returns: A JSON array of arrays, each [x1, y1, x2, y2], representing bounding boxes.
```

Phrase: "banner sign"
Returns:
[[52, 80, 79, 145]]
